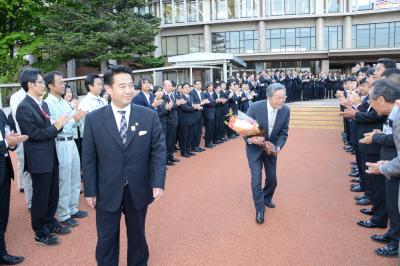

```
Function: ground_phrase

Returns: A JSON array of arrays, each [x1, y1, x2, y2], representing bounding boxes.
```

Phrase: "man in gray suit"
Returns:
[[245, 83, 290, 224]]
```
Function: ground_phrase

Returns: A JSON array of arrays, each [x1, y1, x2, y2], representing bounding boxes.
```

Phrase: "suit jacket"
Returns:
[[245, 100, 290, 163], [82, 104, 166, 212], [202, 91, 216, 120], [132, 91, 155, 110], [381, 108, 400, 178], [162, 94, 178, 127], [0, 110, 14, 187], [178, 94, 195, 126], [16, 96, 58, 174], [189, 89, 203, 121]]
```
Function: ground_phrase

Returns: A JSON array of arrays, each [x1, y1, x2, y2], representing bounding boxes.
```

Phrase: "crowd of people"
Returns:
[[337, 58, 400, 259]]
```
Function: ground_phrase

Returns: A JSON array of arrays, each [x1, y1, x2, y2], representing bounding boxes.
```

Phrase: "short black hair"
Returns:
[[378, 58, 397, 70], [152, 85, 162, 94], [205, 82, 213, 89], [182, 82, 191, 88], [138, 78, 151, 90], [370, 79, 400, 103], [357, 67, 370, 75], [19, 68, 42, 92], [171, 80, 177, 87], [382, 68, 400, 78], [103, 65, 132, 86], [44, 71, 63, 89], [85, 73, 101, 92], [226, 80, 235, 88], [193, 80, 201, 85]]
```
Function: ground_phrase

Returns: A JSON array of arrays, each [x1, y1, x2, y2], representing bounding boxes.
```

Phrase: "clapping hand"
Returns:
[[366, 161, 390, 175], [359, 132, 375, 144], [166, 101, 173, 110], [54, 115, 71, 130], [339, 108, 357, 119], [73, 110, 86, 122], [5, 132, 29, 147]]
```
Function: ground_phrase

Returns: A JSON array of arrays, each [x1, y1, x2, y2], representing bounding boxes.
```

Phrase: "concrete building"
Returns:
[[137, 0, 400, 80]]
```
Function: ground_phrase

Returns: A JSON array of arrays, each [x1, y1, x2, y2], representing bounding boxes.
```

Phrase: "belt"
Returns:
[[57, 136, 74, 141]]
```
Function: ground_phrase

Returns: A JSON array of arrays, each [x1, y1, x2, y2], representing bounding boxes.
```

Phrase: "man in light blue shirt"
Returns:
[[44, 71, 87, 227]]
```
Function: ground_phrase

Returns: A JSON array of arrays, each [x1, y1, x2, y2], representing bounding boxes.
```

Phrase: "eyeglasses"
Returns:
[[272, 96, 287, 101], [35, 81, 45, 85]]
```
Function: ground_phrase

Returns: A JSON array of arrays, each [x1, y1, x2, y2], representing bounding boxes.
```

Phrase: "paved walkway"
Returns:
[[5, 128, 395, 265]]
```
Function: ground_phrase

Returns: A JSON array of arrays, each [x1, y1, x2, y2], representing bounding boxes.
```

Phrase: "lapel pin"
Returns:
[[135, 122, 139, 126], [131, 125, 136, 131]]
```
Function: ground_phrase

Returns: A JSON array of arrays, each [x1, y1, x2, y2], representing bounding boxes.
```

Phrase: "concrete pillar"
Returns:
[[258, 21, 266, 52], [203, 0, 211, 21], [229, 63, 233, 77], [316, 17, 324, 51], [204, 24, 212, 52], [67, 58, 77, 92], [344, 15, 352, 49], [223, 62, 228, 82], [315, 0, 324, 14], [322, 60, 330, 73], [315, 61, 321, 73], [154, 33, 162, 57]]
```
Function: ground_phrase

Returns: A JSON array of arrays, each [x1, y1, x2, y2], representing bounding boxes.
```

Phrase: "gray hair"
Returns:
[[266, 83, 286, 98], [370, 79, 400, 103]]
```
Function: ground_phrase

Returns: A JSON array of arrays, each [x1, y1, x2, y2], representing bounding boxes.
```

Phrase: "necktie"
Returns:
[[39, 102, 51, 120], [118, 110, 127, 144]]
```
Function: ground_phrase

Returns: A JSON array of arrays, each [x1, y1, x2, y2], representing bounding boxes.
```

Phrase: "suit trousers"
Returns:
[[214, 110, 224, 141], [31, 165, 59, 238], [179, 125, 193, 155], [55, 139, 81, 222], [191, 113, 203, 148], [0, 174, 10, 256], [362, 153, 388, 227], [249, 154, 277, 212], [385, 178, 400, 244], [204, 118, 215, 145], [96, 186, 148, 266], [16, 144, 32, 208], [166, 126, 177, 160]]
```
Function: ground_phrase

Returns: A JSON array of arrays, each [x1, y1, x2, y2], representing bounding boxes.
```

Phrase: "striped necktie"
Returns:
[[118, 110, 127, 144]]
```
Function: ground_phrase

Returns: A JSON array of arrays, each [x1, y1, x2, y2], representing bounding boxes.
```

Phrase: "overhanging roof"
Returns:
[[168, 52, 247, 68]]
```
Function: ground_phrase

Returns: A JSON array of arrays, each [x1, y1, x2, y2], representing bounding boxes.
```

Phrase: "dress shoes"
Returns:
[[181, 153, 190, 158], [351, 185, 364, 192], [214, 140, 223, 144], [265, 200, 276, 208], [357, 220, 386, 229], [348, 170, 359, 177], [171, 158, 180, 163], [205, 144, 214, 148], [0, 254, 24, 265], [371, 234, 391, 244], [360, 208, 374, 216], [191, 147, 201, 152], [197, 146, 205, 152], [256, 212, 265, 224], [350, 177, 361, 183], [73, 211, 88, 219], [167, 160, 175, 166], [35, 234, 60, 246], [355, 195, 368, 201], [375, 244, 399, 257], [350, 161, 357, 166], [174, 146, 179, 151], [187, 151, 196, 156], [356, 198, 372, 206]]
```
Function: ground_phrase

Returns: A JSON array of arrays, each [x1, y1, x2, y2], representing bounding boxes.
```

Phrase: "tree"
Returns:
[[41, 0, 165, 69]]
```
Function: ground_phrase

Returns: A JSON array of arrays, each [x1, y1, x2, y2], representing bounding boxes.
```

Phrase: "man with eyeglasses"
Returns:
[[245, 83, 290, 224], [44, 71, 87, 229], [16, 68, 71, 246]]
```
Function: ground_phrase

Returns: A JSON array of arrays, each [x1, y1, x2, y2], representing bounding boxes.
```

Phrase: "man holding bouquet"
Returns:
[[245, 83, 290, 224]]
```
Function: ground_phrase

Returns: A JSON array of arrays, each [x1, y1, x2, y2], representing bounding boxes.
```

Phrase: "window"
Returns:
[[352, 22, 400, 49], [266, 27, 316, 52], [352, 0, 374, 11], [163, 1, 173, 24], [212, 30, 259, 54], [186, 0, 203, 22], [175, 0, 185, 23], [162, 34, 204, 56], [228, 0, 237, 18], [265, 0, 315, 16], [240, 0, 258, 18], [324, 26, 343, 50], [325, 0, 340, 13], [214, 0, 227, 19]]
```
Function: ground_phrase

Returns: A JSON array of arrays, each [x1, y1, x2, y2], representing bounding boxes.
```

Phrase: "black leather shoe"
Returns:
[[187, 151, 196, 156], [371, 234, 391, 244], [350, 161, 357, 166], [351, 185, 365, 192], [349, 170, 359, 177], [72, 210, 88, 219], [256, 212, 264, 224], [191, 147, 201, 152], [181, 153, 190, 158], [356, 198, 372, 205], [375, 244, 399, 257], [0, 254, 24, 265], [350, 177, 361, 183], [167, 160, 175, 166], [355, 195, 368, 201], [171, 158, 180, 163], [205, 144, 214, 148], [35, 234, 60, 246], [357, 220, 386, 229], [265, 200, 276, 208], [197, 147, 206, 152], [360, 208, 374, 216], [174, 146, 179, 151]]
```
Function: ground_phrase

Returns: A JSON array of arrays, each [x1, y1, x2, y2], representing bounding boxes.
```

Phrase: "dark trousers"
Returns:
[[362, 153, 388, 226], [204, 118, 215, 145], [0, 176, 10, 256], [96, 186, 148, 266], [191, 114, 203, 148], [31, 168, 59, 238], [179, 125, 193, 155], [214, 110, 224, 141], [249, 154, 277, 212], [166, 126, 177, 160], [386, 178, 400, 245]]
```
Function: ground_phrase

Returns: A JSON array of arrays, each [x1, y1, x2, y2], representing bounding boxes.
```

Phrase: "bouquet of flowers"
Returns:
[[227, 110, 264, 137]]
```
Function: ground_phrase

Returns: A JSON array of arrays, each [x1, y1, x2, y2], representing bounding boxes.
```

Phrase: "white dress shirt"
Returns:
[[111, 103, 131, 130], [10, 88, 27, 133], [79, 92, 107, 112], [267, 100, 277, 137]]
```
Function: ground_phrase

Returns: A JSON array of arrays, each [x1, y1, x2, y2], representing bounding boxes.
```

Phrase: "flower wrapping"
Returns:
[[227, 110, 264, 137]]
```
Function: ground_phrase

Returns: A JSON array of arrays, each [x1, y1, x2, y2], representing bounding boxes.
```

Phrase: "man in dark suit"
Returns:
[[132, 78, 156, 110], [202, 82, 217, 148], [0, 109, 28, 265], [245, 83, 290, 224], [16, 68, 71, 246], [214, 83, 228, 143], [83, 65, 166, 266], [190, 80, 206, 152]]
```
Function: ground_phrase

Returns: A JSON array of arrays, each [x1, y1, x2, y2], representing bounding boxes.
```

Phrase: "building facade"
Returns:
[[139, 0, 400, 76]]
